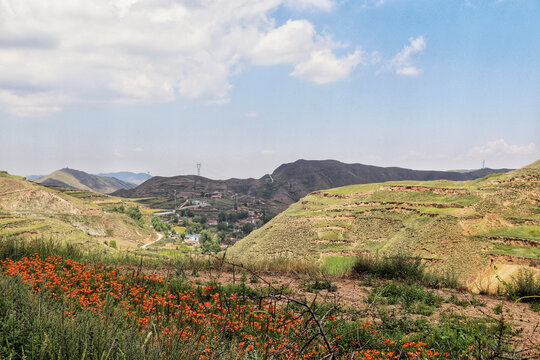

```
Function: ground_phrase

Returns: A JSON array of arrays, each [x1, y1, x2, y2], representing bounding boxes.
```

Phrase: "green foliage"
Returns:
[[217, 221, 228, 231], [112, 204, 125, 213], [192, 215, 207, 224], [200, 230, 220, 253], [321, 256, 357, 275], [125, 206, 142, 221], [304, 279, 337, 293], [368, 281, 443, 312], [184, 220, 203, 235], [241, 223, 254, 235], [151, 216, 171, 232], [109, 239, 117, 249], [505, 268, 540, 305], [353, 254, 426, 282]]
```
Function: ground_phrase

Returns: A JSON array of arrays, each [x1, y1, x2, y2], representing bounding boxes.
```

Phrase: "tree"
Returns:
[[242, 223, 254, 235], [200, 230, 220, 253], [126, 206, 142, 221], [217, 221, 228, 231], [152, 217, 171, 232], [218, 211, 227, 222]]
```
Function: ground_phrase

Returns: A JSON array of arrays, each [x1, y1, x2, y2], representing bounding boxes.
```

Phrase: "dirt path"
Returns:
[[142, 232, 163, 249]]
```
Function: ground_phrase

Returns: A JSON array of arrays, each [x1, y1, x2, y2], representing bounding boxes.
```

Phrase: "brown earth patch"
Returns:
[[380, 185, 470, 195], [353, 201, 464, 209]]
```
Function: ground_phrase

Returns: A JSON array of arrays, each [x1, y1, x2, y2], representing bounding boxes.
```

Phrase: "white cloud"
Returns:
[[0, 0, 421, 116], [291, 49, 364, 84], [251, 20, 318, 65], [245, 111, 258, 118], [0, 1, 360, 116], [261, 149, 275, 155], [360, 0, 386, 8], [251, 19, 363, 83], [285, 0, 335, 11], [468, 139, 538, 156], [384, 36, 426, 76]]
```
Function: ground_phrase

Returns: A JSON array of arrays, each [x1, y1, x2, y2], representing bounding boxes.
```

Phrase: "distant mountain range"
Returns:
[[34, 168, 136, 194], [97, 172, 152, 185], [114, 159, 512, 212]]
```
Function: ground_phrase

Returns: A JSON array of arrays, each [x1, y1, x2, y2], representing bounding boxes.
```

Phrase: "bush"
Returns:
[[305, 279, 337, 293], [506, 268, 540, 303], [125, 206, 142, 221], [353, 254, 425, 282]]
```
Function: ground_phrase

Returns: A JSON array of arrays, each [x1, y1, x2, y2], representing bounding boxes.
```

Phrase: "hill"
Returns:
[[97, 171, 152, 185], [35, 168, 136, 194], [114, 159, 511, 213], [226, 160, 540, 288], [0, 171, 155, 249]]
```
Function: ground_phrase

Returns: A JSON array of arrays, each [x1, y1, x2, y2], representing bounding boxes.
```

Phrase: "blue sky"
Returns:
[[0, 0, 538, 179]]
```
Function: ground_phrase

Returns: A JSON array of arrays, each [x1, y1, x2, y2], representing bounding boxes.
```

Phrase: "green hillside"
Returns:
[[0, 171, 155, 250], [227, 160, 540, 286]]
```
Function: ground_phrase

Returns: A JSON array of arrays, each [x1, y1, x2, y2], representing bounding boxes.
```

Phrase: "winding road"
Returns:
[[142, 232, 164, 249]]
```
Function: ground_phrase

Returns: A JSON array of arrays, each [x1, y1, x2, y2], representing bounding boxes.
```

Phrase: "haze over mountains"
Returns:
[[97, 172, 152, 185], [114, 159, 512, 212]]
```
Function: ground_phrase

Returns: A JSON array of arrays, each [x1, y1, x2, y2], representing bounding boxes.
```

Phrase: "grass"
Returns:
[[352, 254, 462, 289], [367, 280, 444, 315], [488, 243, 540, 259], [321, 256, 357, 275], [504, 268, 540, 308], [353, 254, 426, 282], [480, 225, 540, 242]]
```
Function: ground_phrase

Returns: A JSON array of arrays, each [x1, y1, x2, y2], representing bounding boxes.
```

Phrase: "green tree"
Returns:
[[218, 211, 227, 222], [126, 206, 142, 221], [242, 223, 254, 235], [199, 231, 221, 253], [217, 221, 228, 231]]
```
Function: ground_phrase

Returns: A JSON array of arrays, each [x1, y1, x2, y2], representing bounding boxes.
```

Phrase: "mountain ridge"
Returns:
[[114, 159, 512, 212], [35, 168, 136, 194], [226, 159, 540, 288]]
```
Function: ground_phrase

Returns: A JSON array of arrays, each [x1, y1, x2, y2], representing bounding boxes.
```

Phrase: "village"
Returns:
[[152, 190, 270, 251]]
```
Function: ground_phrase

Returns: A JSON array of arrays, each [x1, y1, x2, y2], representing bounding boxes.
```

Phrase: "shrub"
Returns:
[[353, 254, 425, 282], [506, 268, 540, 304], [305, 279, 337, 293]]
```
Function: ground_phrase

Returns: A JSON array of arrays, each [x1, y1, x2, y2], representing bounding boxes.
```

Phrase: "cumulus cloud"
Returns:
[[291, 49, 364, 84], [252, 19, 363, 83], [285, 0, 335, 11], [468, 139, 538, 156], [0, 0, 420, 116], [385, 36, 426, 76]]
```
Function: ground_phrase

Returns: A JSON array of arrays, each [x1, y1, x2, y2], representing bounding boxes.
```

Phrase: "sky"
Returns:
[[0, 0, 539, 179]]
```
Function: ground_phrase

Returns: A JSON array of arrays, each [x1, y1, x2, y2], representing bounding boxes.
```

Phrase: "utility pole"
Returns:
[[196, 162, 201, 177]]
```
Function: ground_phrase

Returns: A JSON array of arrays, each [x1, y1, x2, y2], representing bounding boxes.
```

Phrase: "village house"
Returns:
[[184, 234, 200, 246]]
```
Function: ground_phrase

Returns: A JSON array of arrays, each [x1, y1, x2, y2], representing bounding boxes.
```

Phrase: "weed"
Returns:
[[304, 279, 337, 293]]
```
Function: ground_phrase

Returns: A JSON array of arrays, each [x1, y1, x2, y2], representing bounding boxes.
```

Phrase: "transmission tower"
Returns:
[[482, 160, 485, 169], [196, 162, 201, 177]]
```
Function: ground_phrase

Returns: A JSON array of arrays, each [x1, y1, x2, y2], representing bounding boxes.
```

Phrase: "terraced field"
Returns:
[[0, 171, 156, 249], [227, 161, 540, 287]]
